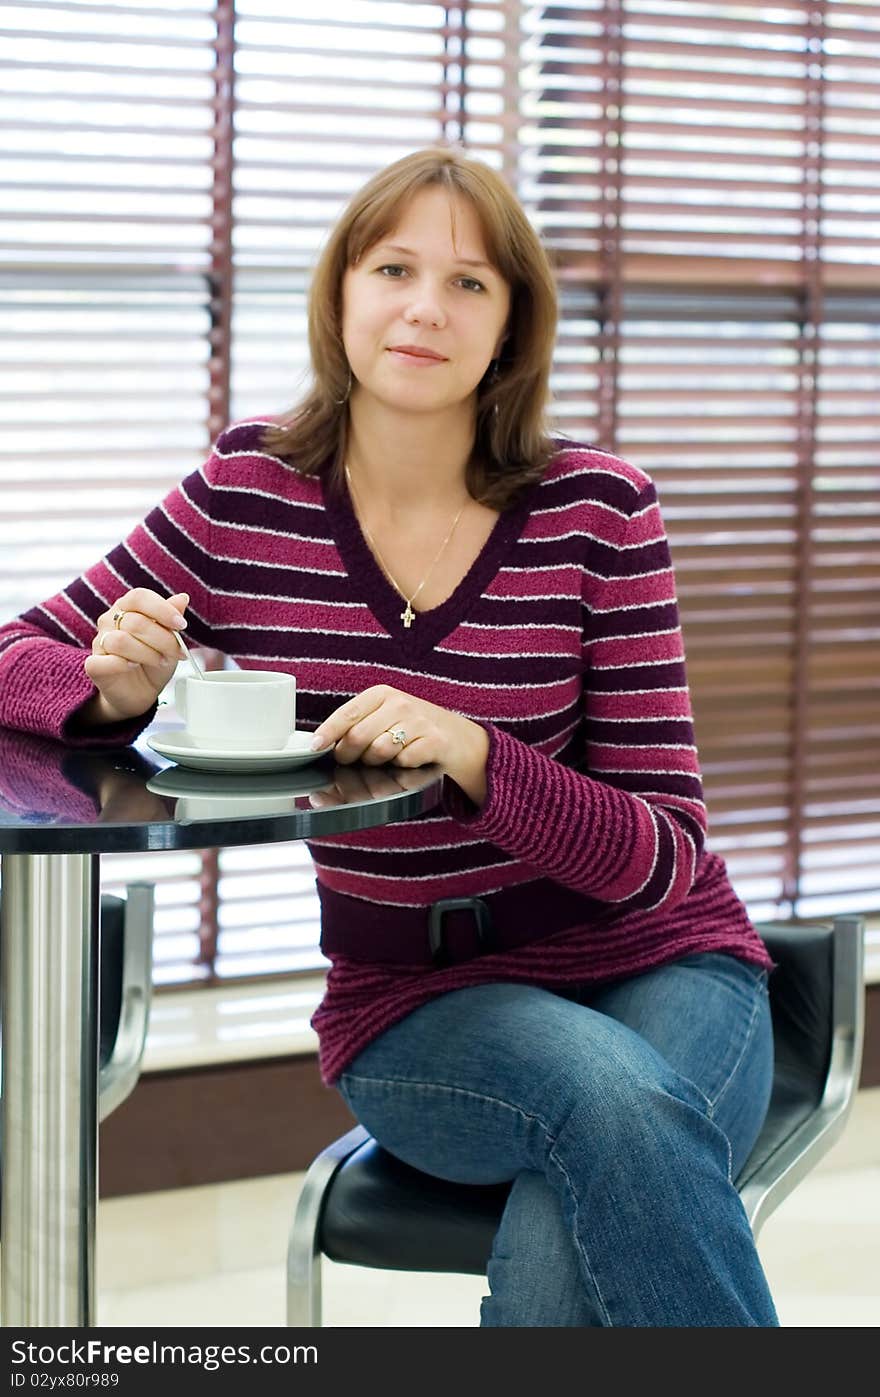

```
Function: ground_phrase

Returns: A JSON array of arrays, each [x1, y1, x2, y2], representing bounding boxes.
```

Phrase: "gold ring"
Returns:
[[389, 727, 407, 747], [97, 631, 108, 653], [112, 609, 125, 630]]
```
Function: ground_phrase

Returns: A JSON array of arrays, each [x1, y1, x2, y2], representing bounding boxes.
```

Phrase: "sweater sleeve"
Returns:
[[0, 444, 224, 746], [442, 478, 707, 917]]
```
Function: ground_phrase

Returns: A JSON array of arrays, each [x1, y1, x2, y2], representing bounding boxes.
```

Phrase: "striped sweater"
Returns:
[[0, 419, 773, 1084]]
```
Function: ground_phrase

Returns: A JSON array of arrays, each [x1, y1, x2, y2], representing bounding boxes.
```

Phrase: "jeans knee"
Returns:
[[550, 1062, 730, 1190]]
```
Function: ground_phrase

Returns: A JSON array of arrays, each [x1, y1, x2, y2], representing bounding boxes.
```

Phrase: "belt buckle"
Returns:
[[428, 897, 492, 967]]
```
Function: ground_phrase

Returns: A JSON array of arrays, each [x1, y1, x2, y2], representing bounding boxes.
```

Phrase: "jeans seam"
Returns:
[[709, 979, 765, 1123], [546, 1148, 613, 1326], [691, 982, 764, 1185], [341, 1071, 555, 1133]]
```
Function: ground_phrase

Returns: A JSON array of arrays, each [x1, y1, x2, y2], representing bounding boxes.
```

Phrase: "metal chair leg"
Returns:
[[286, 1125, 369, 1326]]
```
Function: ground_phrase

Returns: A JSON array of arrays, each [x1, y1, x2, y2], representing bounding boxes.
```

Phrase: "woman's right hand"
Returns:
[[81, 588, 191, 724]]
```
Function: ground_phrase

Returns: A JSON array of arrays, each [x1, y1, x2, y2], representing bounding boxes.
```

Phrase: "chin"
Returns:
[[371, 384, 465, 414]]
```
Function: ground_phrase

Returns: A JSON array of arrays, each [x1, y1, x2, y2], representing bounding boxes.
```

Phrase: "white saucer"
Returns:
[[145, 763, 331, 821], [146, 766, 330, 800], [145, 728, 334, 774]]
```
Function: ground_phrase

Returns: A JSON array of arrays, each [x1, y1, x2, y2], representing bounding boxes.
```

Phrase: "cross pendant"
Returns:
[[401, 602, 416, 628]]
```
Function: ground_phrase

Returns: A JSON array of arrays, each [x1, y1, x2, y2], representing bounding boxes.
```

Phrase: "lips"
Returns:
[[387, 344, 447, 361]]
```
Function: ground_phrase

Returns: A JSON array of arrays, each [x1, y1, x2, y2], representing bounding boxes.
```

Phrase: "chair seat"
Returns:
[[323, 1139, 510, 1274]]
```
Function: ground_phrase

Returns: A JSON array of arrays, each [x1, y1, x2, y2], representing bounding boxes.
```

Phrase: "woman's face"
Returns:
[[341, 186, 510, 422]]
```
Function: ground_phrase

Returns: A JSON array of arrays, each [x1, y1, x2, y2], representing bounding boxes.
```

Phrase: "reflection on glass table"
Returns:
[[146, 764, 334, 822]]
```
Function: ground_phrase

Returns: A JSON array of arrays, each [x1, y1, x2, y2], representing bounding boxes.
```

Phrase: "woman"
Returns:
[[0, 148, 779, 1326]]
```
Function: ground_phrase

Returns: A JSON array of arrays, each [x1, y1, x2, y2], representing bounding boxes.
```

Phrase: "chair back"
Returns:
[[737, 916, 864, 1230], [760, 922, 834, 1112]]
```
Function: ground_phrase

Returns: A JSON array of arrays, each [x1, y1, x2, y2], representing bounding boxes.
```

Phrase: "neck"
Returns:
[[345, 391, 476, 509]]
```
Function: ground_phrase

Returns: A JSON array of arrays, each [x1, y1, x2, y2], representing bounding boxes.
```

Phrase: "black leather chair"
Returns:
[[1, 881, 154, 1145], [287, 915, 866, 1326], [94, 882, 156, 1122]]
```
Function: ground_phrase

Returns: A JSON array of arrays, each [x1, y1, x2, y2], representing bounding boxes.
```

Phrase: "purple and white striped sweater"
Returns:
[[0, 419, 772, 1084]]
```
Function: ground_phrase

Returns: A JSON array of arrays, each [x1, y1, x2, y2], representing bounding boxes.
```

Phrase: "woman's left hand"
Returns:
[[311, 684, 489, 805]]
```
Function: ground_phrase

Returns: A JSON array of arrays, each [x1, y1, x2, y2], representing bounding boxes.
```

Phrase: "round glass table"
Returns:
[[0, 722, 443, 1327]]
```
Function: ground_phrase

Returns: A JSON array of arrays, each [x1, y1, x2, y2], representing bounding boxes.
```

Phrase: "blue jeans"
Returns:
[[337, 952, 779, 1326]]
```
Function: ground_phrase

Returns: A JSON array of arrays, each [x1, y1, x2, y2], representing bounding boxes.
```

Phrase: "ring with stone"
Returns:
[[112, 609, 125, 629], [389, 727, 407, 748]]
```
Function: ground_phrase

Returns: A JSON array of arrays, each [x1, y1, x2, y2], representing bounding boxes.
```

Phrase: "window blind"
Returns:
[[0, 0, 220, 570], [0, 0, 225, 984], [2, 0, 878, 991], [517, 0, 880, 920]]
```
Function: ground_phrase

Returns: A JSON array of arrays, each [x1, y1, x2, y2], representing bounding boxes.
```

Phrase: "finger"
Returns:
[[390, 735, 433, 768], [91, 620, 136, 658], [84, 653, 138, 678], [335, 706, 413, 764], [390, 765, 439, 789], [96, 627, 178, 669], [357, 766, 407, 799], [97, 605, 182, 663], [124, 587, 189, 624], [310, 761, 430, 807], [308, 789, 340, 809], [116, 610, 184, 662], [360, 720, 419, 765], [358, 731, 405, 765], [326, 765, 374, 803], [99, 589, 188, 633], [311, 687, 390, 750], [329, 718, 384, 763]]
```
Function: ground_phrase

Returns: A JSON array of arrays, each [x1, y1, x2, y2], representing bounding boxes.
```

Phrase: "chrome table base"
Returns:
[[1, 852, 99, 1326]]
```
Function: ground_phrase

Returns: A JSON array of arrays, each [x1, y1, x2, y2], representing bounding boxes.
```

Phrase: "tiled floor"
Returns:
[[96, 1087, 880, 1327]]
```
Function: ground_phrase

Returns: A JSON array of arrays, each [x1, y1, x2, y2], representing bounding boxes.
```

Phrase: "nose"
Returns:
[[403, 282, 446, 329]]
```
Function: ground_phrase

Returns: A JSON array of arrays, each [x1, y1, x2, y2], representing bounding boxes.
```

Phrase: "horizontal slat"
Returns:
[[0, 84, 217, 111], [0, 59, 215, 84], [9, 3, 213, 19], [0, 26, 213, 51]]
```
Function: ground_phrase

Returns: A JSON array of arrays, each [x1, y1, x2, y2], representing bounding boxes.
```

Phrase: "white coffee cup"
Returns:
[[174, 670, 296, 751], [175, 792, 299, 821]]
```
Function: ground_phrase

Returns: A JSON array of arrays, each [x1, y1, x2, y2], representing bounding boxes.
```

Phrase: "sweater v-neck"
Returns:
[[322, 468, 538, 661]]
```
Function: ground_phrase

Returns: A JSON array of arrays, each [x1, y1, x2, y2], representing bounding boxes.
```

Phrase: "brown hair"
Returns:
[[260, 147, 559, 509]]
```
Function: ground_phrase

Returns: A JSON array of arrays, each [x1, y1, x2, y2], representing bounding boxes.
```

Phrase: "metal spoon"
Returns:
[[173, 626, 206, 680]]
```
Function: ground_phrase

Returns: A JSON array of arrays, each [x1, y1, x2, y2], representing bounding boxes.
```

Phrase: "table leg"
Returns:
[[1, 851, 99, 1326]]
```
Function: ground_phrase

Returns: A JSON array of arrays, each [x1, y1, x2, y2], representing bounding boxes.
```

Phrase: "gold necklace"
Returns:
[[344, 462, 469, 629]]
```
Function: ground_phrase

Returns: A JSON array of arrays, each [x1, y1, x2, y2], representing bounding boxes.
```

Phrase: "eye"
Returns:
[[457, 276, 486, 294], [377, 264, 408, 279]]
